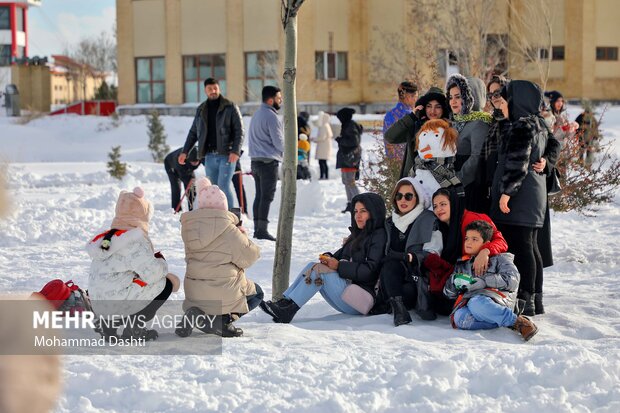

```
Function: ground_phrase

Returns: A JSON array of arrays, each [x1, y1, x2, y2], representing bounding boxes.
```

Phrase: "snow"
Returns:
[[1, 107, 620, 412]]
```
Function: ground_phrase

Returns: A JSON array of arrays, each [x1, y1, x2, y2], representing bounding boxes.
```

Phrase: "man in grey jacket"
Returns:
[[248, 85, 283, 241], [179, 78, 244, 208]]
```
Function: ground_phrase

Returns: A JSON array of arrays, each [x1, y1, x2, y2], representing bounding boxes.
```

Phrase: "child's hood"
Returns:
[[181, 208, 239, 249], [85, 228, 148, 260]]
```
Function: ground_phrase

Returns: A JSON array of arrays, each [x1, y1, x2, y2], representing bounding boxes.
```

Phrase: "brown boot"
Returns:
[[513, 315, 538, 341]]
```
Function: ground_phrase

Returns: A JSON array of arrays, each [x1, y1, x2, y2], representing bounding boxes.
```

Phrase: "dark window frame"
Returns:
[[135, 56, 166, 104], [315, 51, 348, 80], [0, 7, 10, 31], [596, 47, 618, 61], [245, 51, 279, 101], [552, 46, 565, 61], [182, 54, 227, 103]]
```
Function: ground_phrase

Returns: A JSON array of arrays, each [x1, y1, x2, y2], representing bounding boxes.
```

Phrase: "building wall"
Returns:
[[10, 64, 50, 112], [116, 0, 620, 107]]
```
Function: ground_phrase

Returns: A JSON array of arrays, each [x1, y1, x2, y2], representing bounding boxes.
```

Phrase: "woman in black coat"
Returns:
[[260, 192, 387, 323], [490, 80, 548, 316], [378, 177, 442, 326], [335, 107, 363, 213]]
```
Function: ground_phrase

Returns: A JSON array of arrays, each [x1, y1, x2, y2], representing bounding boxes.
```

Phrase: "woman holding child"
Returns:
[[379, 177, 443, 326], [424, 188, 508, 315], [260, 192, 387, 323]]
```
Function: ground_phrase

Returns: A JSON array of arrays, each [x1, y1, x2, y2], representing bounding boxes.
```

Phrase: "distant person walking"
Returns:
[[178, 77, 244, 208], [335, 107, 363, 214], [314, 111, 333, 180], [248, 85, 284, 241]]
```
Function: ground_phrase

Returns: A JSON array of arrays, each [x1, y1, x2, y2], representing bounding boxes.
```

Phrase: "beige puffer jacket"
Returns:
[[181, 208, 260, 315]]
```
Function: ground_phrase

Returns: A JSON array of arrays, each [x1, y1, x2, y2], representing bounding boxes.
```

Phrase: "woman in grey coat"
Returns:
[[446, 74, 492, 213], [490, 80, 548, 316]]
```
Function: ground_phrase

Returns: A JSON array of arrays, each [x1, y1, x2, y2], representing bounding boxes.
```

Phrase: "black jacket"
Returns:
[[330, 192, 387, 295], [164, 147, 201, 177], [490, 80, 548, 228], [182, 96, 244, 158], [335, 121, 363, 169]]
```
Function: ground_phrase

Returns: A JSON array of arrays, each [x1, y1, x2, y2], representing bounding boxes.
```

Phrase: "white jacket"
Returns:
[[85, 228, 168, 316], [314, 111, 333, 160]]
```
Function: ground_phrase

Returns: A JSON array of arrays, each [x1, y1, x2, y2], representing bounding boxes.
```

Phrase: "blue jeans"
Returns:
[[283, 262, 361, 315], [453, 294, 517, 330], [204, 154, 237, 208]]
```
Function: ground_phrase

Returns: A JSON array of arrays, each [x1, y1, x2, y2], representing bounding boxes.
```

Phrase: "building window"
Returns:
[[552, 46, 565, 61], [0, 45, 10, 66], [539, 48, 549, 60], [438, 49, 459, 77], [0, 7, 9, 30], [315, 51, 348, 80], [136, 57, 165, 103], [183, 54, 226, 103], [596, 47, 618, 61], [245, 51, 279, 101]]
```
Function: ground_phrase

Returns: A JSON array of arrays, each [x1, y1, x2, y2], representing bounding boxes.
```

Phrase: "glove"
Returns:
[[465, 277, 486, 292], [154, 251, 165, 260]]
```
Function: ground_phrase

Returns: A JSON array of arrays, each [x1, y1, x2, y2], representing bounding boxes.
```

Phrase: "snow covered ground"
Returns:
[[1, 106, 619, 412]]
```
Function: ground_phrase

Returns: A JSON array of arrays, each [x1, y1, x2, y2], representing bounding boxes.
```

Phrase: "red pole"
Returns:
[[174, 178, 195, 214]]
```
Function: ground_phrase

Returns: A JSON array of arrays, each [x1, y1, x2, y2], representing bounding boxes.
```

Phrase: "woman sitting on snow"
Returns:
[[259, 192, 387, 323], [86, 187, 180, 341], [175, 178, 263, 338]]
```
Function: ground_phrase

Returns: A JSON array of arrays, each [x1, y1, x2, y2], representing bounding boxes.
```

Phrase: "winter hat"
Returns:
[[395, 177, 431, 209], [336, 107, 355, 124], [415, 86, 450, 118], [466, 77, 487, 111], [196, 177, 228, 211], [446, 74, 474, 115], [299, 133, 308, 141], [544, 90, 564, 112], [111, 187, 153, 233]]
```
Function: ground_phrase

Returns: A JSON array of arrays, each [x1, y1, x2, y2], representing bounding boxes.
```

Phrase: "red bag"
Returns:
[[424, 254, 454, 294], [34, 279, 91, 313]]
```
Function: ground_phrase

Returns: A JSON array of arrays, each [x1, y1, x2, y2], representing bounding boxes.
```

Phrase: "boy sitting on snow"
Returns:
[[443, 220, 538, 341]]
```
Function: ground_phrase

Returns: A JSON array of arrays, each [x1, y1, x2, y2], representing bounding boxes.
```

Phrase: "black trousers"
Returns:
[[165, 159, 195, 211], [233, 159, 248, 214], [251, 160, 279, 222], [319, 160, 328, 179], [497, 224, 543, 296], [379, 259, 417, 309]]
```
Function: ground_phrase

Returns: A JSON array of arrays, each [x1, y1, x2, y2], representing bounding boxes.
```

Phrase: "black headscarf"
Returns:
[[346, 192, 386, 253], [433, 187, 466, 264]]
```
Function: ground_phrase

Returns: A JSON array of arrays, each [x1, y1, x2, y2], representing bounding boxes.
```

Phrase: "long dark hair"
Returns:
[[346, 200, 375, 253], [432, 188, 465, 263]]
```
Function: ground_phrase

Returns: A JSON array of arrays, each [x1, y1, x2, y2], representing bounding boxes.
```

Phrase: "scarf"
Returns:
[[392, 202, 425, 234], [413, 156, 464, 196]]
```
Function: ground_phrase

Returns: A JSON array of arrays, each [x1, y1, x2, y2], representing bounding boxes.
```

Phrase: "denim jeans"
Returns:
[[453, 294, 517, 330], [283, 262, 361, 315], [341, 170, 360, 202], [204, 154, 237, 208], [246, 283, 264, 313]]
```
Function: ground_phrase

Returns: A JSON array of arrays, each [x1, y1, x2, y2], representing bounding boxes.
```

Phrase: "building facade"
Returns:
[[116, 0, 620, 112]]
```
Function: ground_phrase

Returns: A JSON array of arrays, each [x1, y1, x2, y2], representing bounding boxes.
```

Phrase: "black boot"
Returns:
[[259, 298, 299, 323], [254, 220, 276, 241], [534, 292, 545, 315], [175, 306, 205, 338], [121, 325, 158, 342], [341, 202, 352, 214], [197, 314, 243, 337], [520, 291, 535, 316], [389, 296, 412, 326]]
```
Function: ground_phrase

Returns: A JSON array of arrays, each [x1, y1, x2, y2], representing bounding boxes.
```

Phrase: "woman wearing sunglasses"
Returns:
[[378, 177, 443, 326]]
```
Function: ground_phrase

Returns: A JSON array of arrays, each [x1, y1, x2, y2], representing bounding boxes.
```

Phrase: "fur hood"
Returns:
[[446, 74, 474, 115]]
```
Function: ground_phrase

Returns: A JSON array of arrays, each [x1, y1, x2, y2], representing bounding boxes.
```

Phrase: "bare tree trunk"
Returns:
[[272, 1, 303, 300]]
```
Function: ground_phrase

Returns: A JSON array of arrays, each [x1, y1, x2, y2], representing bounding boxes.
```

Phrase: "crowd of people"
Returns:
[[86, 74, 598, 344]]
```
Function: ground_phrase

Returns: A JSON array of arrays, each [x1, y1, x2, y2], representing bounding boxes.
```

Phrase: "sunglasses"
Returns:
[[487, 90, 502, 100], [395, 192, 415, 201]]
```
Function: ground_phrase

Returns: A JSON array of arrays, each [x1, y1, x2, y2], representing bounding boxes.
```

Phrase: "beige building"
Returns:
[[49, 55, 105, 107], [116, 0, 620, 112]]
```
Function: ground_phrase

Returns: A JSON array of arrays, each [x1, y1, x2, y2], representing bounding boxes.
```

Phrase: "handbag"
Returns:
[[547, 168, 562, 196], [341, 284, 375, 315]]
